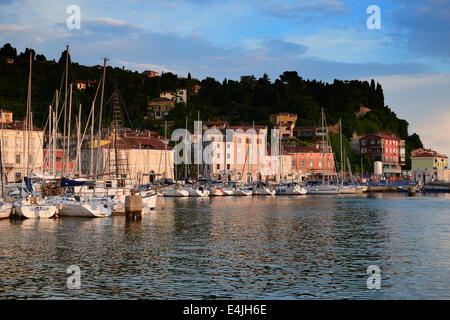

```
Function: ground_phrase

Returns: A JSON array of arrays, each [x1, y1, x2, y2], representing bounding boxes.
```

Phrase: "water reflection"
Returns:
[[0, 194, 449, 299]]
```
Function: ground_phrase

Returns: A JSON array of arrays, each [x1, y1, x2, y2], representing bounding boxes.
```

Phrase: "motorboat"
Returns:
[[232, 188, 252, 196]]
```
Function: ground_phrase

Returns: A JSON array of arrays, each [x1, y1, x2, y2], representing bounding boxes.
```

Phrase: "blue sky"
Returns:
[[1, 0, 449, 155]]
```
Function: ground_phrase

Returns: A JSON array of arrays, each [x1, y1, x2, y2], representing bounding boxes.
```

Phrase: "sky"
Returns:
[[0, 0, 449, 155]]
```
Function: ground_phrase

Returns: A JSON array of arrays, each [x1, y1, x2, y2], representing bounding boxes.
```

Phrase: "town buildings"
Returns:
[[148, 98, 175, 120], [411, 148, 449, 183], [81, 129, 174, 183], [142, 70, 159, 78], [283, 145, 335, 180], [270, 113, 297, 140], [0, 112, 44, 182], [359, 134, 405, 176]]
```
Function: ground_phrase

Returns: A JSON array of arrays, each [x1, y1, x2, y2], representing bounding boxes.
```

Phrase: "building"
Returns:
[[75, 80, 97, 90], [411, 148, 448, 169], [148, 98, 175, 120], [160, 89, 188, 105], [0, 109, 13, 124], [0, 116, 44, 182], [5, 58, 14, 64], [293, 126, 317, 137], [359, 134, 405, 176], [270, 113, 298, 125], [43, 149, 75, 175], [270, 113, 297, 140], [283, 145, 335, 180], [81, 130, 174, 183], [410, 148, 449, 184], [142, 70, 159, 78]]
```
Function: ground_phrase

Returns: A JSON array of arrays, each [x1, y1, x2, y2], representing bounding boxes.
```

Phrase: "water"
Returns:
[[0, 193, 449, 299]]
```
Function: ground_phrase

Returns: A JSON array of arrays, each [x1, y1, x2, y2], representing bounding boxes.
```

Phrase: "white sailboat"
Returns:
[[58, 196, 111, 218], [14, 51, 57, 219], [306, 109, 341, 195], [184, 187, 210, 197]]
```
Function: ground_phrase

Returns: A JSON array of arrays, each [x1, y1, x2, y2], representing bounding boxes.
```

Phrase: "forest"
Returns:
[[0, 43, 423, 170]]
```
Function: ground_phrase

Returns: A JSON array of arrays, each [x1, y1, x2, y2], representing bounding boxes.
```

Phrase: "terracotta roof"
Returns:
[[361, 133, 400, 141], [412, 151, 447, 159], [103, 136, 171, 150]]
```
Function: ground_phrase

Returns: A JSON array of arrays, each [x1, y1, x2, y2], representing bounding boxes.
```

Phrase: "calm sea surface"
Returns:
[[0, 193, 449, 299]]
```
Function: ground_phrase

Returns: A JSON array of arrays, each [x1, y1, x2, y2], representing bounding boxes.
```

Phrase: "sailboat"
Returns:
[[306, 109, 340, 195], [13, 51, 57, 219]]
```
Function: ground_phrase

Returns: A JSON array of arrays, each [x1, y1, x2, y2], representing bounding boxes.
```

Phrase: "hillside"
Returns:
[[0, 43, 423, 170]]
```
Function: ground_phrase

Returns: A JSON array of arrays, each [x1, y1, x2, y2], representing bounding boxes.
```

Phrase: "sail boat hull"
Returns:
[[14, 202, 57, 219], [59, 199, 111, 218], [0, 203, 12, 219]]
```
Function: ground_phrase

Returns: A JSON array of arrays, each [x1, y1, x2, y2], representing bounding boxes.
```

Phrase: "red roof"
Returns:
[[412, 152, 447, 159], [361, 133, 400, 141], [103, 136, 170, 150]]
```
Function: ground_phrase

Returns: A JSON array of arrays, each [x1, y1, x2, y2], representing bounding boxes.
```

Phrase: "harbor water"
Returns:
[[0, 193, 449, 299]]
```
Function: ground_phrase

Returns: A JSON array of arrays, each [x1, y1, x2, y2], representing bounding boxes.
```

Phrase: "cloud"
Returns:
[[376, 73, 450, 156], [0, 24, 29, 32], [261, 0, 348, 21], [389, 0, 450, 59]]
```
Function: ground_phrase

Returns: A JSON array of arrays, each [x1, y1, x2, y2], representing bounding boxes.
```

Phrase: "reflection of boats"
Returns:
[[163, 187, 189, 197], [0, 203, 12, 219], [276, 184, 307, 195]]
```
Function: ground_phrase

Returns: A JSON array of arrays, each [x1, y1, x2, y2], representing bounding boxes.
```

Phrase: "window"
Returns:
[[227, 153, 230, 159], [227, 164, 231, 170], [237, 138, 242, 143], [15, 154, 20, 164], [217, 143, 220, 149], [301, 161, 305, 167], [310, 161, 313, 168], [216, 164, 220, 170], [227, 144, 230, 149], [217, 153, 220, 159], [319, 161, 322, 168], [246, 138, 250, 144], [361, 140, 366, 146]]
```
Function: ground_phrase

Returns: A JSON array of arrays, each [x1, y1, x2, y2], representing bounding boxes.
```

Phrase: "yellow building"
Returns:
[[411, 148, 448, 170]]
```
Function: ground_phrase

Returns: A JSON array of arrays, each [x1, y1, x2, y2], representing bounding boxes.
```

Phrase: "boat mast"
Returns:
[[66, 83, 73, 176], [76, 104, 82, 177], [321, 108, 325, 185], [25, 50, 32, 180], [95, 57, 108, 181], [53, 91, 58, 177], [63, 45, 69, 177], [0, 109, 4, 200], [340, 118, 343, 184]]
